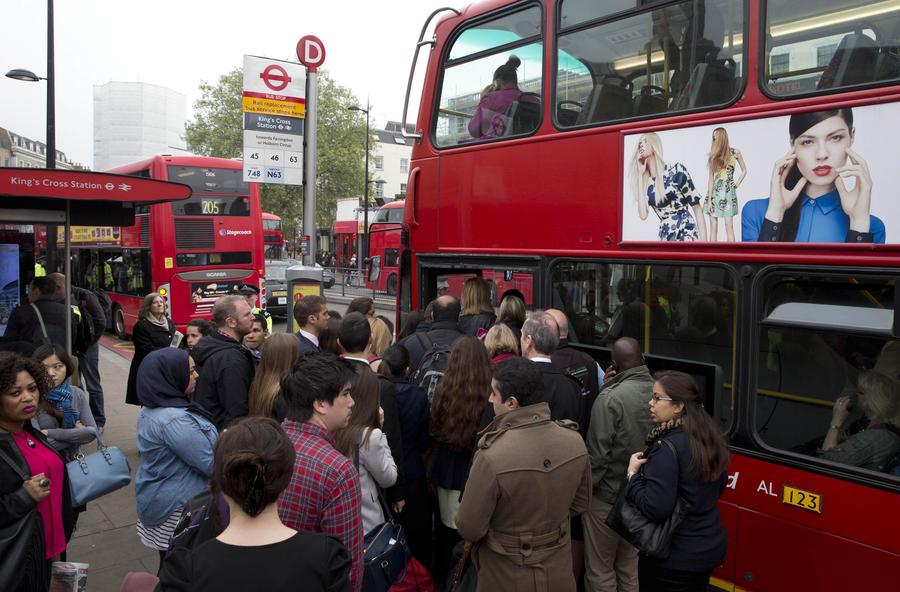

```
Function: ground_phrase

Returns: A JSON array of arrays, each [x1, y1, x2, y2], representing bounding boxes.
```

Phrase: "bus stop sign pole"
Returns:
[[298, 35, 325, 267]]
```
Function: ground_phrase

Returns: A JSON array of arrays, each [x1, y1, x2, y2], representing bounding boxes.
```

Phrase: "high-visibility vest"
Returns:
[[253, 307, 273, 336], [34, 263, 46, 277]]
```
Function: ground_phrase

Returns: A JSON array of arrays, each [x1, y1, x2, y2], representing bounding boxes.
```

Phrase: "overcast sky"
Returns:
[[0, 0, 462, 168]]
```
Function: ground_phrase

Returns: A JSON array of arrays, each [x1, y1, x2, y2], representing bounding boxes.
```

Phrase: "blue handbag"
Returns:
[[66, 427, 131, 506]]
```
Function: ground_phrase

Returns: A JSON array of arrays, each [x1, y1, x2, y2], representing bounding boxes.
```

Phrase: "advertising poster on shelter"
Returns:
[[0, 244, 20, 337], [621, 103, 896, 244]]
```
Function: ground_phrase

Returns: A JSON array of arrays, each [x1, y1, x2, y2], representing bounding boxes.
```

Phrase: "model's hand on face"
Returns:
[[766, 150, 808, 221], [835, 147, 872, 233]]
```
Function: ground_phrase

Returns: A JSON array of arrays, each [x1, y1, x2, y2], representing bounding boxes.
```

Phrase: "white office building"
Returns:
[[372, 121, 413, 202], [93, 82, 188, 171]]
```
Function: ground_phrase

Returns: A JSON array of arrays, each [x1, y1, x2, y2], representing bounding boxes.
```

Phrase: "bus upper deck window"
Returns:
[[765, 0, 900, 97], [434, 5, 544, 147]]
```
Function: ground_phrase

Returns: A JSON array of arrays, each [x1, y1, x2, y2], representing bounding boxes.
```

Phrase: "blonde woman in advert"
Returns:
[[630, 132, 708, 241], [705, 127, 747, 242]]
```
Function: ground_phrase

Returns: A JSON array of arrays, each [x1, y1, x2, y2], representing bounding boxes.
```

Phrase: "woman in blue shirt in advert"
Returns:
[[742, 108, 886, 243], [630, 132, 708, 242]]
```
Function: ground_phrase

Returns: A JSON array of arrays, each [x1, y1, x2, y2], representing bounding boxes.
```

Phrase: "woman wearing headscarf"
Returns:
[[126, 292, 176, 405], [134, 348, 217, 572]]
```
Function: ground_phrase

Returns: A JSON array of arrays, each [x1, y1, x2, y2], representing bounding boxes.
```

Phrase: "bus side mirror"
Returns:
[[368, 256, 382, 282]]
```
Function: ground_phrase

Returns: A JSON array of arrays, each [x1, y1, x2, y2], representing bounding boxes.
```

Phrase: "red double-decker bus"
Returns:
[[67, 155, 264, 337], [401, 0, 900, 589], [262, 212, 285, 260], [366, 200, 404, 295]]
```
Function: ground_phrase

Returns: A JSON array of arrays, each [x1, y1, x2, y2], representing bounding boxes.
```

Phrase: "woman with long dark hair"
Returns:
[[741, 107, 885, 243], [624, 371, 730, 591], [332, 369, 397, 533], [428, 336, 492, 581], [158, 417, 351, 591], [0, 353, 73, 591], [126, 292, 176, 405], [248, 334, 299, 420]]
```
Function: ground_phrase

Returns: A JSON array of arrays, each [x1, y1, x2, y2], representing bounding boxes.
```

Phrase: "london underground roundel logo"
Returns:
[[260, 65, 291, 92]]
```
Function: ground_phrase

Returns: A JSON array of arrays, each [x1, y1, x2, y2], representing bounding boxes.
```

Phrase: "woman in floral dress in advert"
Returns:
[[705, 127, 747, 242], [630, 132, 708, 241]]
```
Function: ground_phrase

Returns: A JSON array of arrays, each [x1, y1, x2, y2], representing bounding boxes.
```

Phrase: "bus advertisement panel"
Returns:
[[70, 155, 266, 336], [621, 103, 896, 244]]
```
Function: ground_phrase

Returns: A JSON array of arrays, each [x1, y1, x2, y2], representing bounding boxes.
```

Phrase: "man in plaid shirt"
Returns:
[[278, 352, 363, 591]]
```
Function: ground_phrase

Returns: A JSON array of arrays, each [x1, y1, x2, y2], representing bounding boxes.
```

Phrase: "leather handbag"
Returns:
[[605, 438, 692, 559], [66, 427, 131, 506], [363, 485, 412, 592]]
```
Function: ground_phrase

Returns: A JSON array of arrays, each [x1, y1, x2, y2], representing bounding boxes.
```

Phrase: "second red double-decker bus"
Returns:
[[68, 155, 264, 337], [366, 200, 404, 294], [262, 212, 285, 260], [400, 0, 900, 589]]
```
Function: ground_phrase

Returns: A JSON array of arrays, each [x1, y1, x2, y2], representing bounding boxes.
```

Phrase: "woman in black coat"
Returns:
[[126, 293, 176, 406], [0, 353, 75, 592], [625, 371, 730, 592]]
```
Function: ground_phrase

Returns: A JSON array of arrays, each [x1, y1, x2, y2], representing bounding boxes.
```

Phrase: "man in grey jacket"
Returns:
[[583, 337, 654, 592]]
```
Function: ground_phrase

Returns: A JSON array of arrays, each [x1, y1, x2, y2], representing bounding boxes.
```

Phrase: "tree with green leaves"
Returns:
[[184, 66, 375, 240]]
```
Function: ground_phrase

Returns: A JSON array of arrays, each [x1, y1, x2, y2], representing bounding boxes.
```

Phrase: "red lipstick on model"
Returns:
[[813, 165, 832, 176]]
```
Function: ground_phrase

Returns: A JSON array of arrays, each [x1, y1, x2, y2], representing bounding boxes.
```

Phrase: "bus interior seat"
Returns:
[[556, 103, 581, 127], [817, 33, 881, 89], [633, 86, 668, 116], [505, 93, 541, 135], [669, 59, 736, 110], [577, 75, 633, 124]]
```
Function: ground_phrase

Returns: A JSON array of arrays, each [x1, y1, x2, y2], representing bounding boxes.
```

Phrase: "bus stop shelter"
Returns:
[[0, 167, 191, 352]]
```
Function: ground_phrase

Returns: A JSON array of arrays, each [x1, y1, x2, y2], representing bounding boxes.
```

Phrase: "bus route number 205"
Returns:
[[782, 485, 822, 514]]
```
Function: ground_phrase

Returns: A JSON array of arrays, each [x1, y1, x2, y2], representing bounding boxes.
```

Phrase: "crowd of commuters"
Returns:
[[22, 272, 892, 592]]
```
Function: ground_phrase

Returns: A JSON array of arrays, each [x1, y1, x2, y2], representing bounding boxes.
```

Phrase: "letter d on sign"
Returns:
[[297, 35, 326, 71]]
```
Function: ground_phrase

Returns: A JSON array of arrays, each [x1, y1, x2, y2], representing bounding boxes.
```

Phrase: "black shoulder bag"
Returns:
[[0, 446, 48, 591], [605, 438, 692, 559]]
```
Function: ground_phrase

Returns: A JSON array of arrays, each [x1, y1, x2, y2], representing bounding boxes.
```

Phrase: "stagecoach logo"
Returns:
[[219, 229, 253, 236]]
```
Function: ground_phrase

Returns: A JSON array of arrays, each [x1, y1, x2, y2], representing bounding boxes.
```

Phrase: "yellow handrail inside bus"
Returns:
[[757, 387, 835, 408], [438, 107, 473, 119]]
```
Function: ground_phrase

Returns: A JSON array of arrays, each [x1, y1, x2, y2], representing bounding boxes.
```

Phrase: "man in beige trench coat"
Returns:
[[456, 357, 592, 592]]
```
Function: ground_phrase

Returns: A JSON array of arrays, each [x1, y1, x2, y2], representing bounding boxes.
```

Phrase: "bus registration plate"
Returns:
[[782, 486, 822, 514]]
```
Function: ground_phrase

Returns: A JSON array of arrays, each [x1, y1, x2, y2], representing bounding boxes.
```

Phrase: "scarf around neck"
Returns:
[[646, 416, 683, 447], [145, 312, 170, 330], [46, 380, 78, 428]]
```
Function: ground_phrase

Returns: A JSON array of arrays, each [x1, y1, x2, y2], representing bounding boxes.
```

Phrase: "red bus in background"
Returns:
[[401, 0, 900, 590], [366, 200, 404, 295], [67, 155, 264, 337], [331, 220, 358, 268], [262, 212, 285, 260]]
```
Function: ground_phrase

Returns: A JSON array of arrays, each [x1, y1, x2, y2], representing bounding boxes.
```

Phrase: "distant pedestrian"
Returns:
[[48, 273, 107, 429], [248, 333, 300, 420], [583, 337, 654, 592], [191, 295, 256, 430], [458, 277, 496, 336], [624, 371, 729, 591], [293, 295, 330, 354], [333, 370, 398, 533], [157, 417, 351, 592], [429, 335, 492, 583], [277, 353, 363, 591], [456, 357, 591, 592], [126, 292, 176, 406], [135, 348, 216, 573]]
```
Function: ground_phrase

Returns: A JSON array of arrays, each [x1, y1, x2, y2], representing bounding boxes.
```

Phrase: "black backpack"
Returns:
[[411, 333, 453, 405]]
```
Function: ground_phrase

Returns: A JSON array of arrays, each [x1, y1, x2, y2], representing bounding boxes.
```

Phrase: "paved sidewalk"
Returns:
[[67, 344, 158, 590]]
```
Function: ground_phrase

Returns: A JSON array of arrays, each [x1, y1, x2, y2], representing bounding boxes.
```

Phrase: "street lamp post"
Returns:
[[348, 100, 370, 279]]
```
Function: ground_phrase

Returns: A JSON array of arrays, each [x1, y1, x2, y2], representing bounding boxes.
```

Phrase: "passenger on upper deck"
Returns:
[[741, 108, 886, 243], [467, 55, 537, 139], [819, 370, 900, 472]]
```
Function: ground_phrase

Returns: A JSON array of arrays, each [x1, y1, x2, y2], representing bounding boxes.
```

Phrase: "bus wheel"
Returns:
[[113, 306, 127, 340], [387, 274, 397, 296]]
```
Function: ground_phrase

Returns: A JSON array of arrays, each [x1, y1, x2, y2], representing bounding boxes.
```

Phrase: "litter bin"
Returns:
[[286, 265, 323, 333]]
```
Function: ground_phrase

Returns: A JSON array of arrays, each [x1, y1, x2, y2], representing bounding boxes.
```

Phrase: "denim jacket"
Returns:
[[135, 406, 217, 527]]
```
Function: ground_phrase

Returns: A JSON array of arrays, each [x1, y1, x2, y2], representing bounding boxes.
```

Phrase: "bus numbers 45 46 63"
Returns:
[[782, 486, 822, 514]]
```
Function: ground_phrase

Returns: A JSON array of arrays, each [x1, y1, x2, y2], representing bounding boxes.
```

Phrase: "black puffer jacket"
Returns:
[[190, 332, 256, 430]]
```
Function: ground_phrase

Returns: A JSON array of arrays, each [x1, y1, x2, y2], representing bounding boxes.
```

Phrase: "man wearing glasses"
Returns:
[[583, 337, 655, 592]]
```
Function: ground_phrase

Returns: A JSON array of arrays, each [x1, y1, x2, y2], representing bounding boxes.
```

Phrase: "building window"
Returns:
[[375, 156, 384, 170], [770, 53, 790, 75], [400, 158, 408, 173], [375, 183, 384, 199], [817, 44, 838, 68], [400, 183, 407, 195]]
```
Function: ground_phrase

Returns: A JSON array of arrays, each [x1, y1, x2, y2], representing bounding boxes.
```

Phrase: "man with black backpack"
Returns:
[[399, 295, 464, 382], [4, 276, 73, 352], [49, 273, 107, 429]]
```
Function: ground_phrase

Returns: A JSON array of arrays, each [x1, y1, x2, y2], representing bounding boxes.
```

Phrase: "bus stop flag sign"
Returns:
[[242, 55, 306, 185]]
